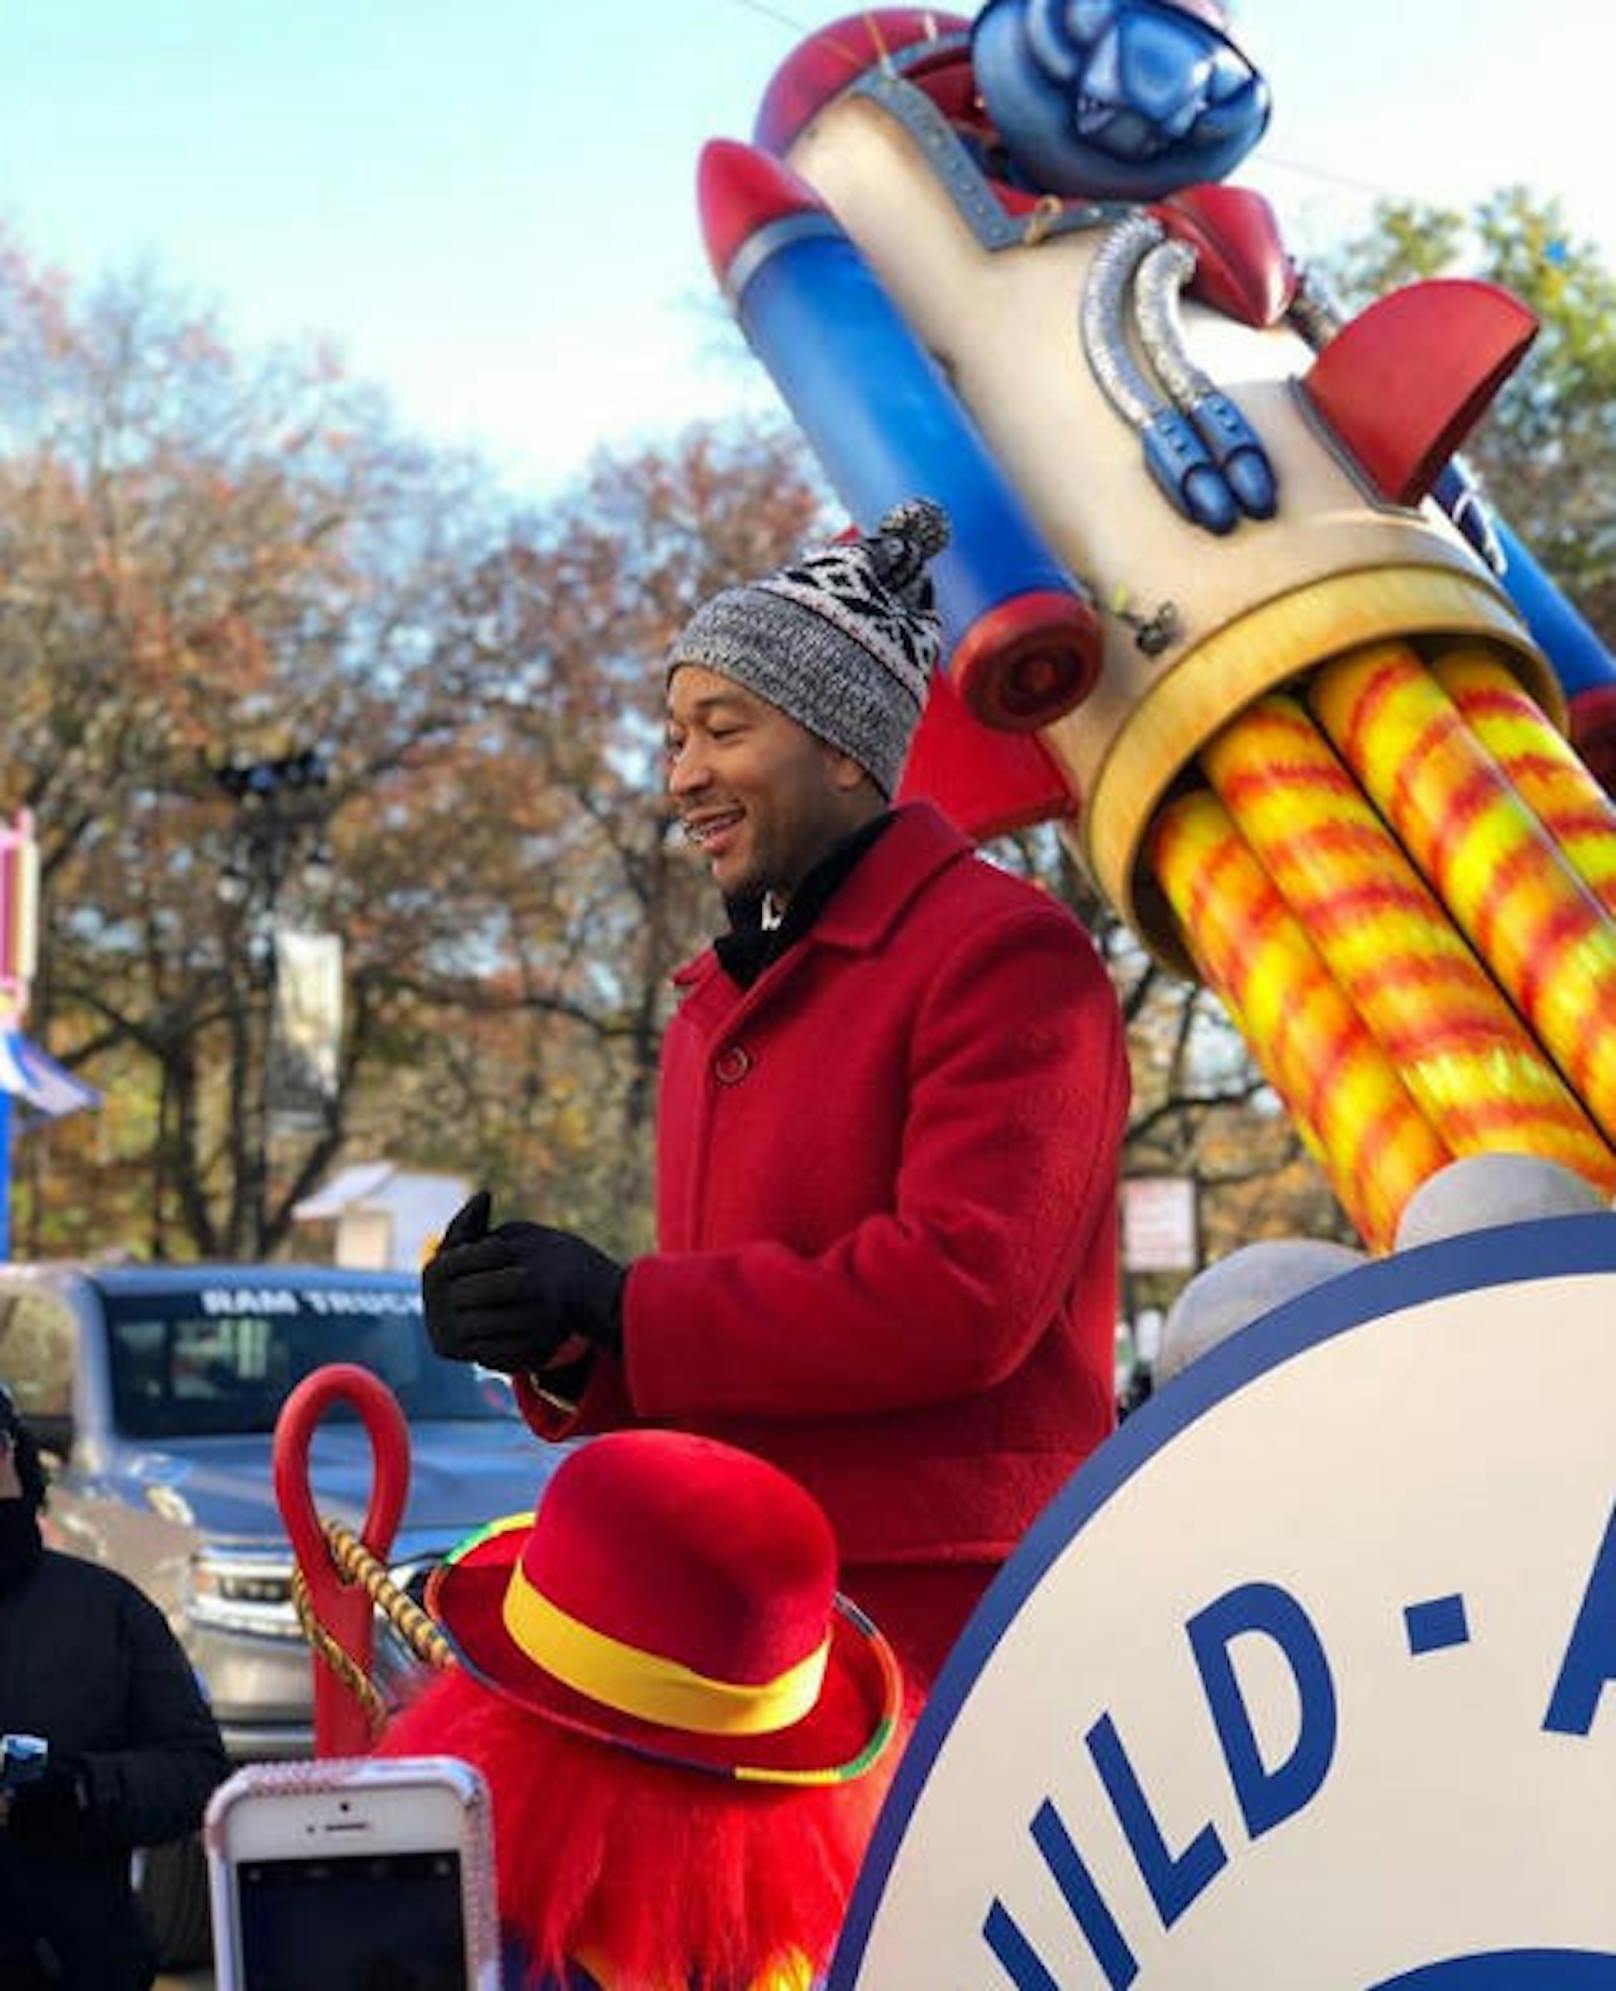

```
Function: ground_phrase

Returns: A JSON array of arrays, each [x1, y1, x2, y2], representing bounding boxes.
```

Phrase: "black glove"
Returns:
[[422, 1191, 626, 1375], [5, 1758, 92, 1856]]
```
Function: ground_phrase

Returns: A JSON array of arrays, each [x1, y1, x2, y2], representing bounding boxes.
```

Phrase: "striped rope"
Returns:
[[291, 1519, 458, 1740]]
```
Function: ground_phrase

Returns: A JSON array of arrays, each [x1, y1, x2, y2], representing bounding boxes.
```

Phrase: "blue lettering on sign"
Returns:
[[1187, 1581, 1338, 1839], [1086, 1712, 1227, 1926], [1368, 1949, 1616, 1986], [1543, 1496, 1616, 1738], [984, 1798, 1139, 1989], [979, 1531, 1616, 1989], [1404, 1594, 1471, 1656], [982, 1579, 1339, 1986], [983, 1898, 1064, 1991]]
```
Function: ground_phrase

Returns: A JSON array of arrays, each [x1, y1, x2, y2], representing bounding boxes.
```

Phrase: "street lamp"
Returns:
[[213, 750, 333, 1256]]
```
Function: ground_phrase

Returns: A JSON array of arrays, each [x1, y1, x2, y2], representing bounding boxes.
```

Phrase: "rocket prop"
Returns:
[[701, 3, 1616, 1248]]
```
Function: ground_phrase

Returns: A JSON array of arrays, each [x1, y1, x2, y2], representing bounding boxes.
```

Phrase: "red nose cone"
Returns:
[[697, 139, 829, 284], [1154, 184, 1295, 328]]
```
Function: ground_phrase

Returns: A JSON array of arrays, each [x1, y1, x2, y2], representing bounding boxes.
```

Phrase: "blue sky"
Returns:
[[0, 0, 1610, 497]]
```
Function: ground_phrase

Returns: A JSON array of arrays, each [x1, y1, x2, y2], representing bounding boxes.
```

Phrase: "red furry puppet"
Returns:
[[378, 1428, 909, 1990]]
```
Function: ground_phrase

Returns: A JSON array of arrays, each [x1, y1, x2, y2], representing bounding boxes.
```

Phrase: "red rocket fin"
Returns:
[[1154, 184, 1295, 327], [1301, 279, 1538, 505], [899, 668, 1075, 841]]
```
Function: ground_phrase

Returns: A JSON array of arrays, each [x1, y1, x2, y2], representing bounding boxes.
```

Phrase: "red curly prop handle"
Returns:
[[273, 1363, 411, 1757]]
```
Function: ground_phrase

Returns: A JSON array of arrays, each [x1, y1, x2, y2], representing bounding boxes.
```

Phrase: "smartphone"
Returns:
[[205, 1755, 500, 1991], [1, 1733, 48, 1789]]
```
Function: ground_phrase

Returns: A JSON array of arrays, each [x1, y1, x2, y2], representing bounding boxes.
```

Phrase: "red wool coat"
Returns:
[[520, 804, 1128, 1611]]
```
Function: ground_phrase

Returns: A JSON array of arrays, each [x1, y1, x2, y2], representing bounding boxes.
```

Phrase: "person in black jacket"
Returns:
[[0, 1383, 229, 1990]]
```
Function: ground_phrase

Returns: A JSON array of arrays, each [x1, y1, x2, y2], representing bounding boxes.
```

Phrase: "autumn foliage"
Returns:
[[21, 201, 1607, 1274], [0, 232, 828, 1259]]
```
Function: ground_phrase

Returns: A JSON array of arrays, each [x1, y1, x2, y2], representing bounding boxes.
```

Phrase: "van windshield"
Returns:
[[101, 1284, 516, 1438]]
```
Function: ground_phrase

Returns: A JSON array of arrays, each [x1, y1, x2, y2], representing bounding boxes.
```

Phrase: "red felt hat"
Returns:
[[425, 1430, 903, 1785]]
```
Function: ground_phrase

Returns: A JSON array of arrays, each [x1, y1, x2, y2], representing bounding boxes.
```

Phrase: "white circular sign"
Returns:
[[830, 1215, 1616, 1990]]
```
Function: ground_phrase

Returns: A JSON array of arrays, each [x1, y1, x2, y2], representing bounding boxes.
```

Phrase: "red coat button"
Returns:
[[714, 1046, 751, 1084]]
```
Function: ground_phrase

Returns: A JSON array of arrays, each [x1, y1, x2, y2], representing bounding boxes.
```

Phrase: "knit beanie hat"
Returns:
[[668, 499, 951, 798]]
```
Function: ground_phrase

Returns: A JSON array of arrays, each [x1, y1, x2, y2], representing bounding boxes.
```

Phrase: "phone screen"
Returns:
[[235, 1848, 470, 1991]]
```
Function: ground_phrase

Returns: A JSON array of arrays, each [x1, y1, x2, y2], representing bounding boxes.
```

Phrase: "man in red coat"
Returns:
[[423, 499, 1129, 1690]]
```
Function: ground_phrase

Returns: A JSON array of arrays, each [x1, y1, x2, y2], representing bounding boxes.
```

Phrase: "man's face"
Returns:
[[666, 666, 874, 902], [0, 1431, 21, 1502]]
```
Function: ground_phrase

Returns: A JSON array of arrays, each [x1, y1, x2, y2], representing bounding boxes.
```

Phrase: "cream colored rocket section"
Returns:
[[784, 91, 1554, 971]]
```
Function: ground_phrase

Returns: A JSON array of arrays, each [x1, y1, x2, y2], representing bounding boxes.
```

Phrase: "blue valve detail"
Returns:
[[1142, 409, 1238, 534], [1190, 392, 1278, 519]]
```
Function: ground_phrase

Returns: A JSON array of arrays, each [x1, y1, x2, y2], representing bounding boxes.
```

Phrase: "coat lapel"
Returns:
[[667, 804, 971, 1044]]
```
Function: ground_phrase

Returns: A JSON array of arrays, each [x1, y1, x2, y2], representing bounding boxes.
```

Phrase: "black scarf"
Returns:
[[714, 812, 894, 990]]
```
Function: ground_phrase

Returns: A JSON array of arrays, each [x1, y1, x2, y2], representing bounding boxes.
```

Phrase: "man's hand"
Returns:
[[422, 1192, 626, 1375]]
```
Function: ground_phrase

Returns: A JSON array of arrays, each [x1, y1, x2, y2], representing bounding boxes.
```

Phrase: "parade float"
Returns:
[[276, 7, 1616, 1981], [696, 1, 1616, 1253], [688, 4, 1616, 1981]]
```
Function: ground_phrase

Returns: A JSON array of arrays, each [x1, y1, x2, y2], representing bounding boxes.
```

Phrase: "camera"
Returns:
[[1, 1733, 49, 1791]]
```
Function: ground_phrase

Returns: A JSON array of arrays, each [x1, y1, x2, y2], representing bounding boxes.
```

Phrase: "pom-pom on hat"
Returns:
[[425, 1429, 902, 1786], [668, 498, 950, 797]]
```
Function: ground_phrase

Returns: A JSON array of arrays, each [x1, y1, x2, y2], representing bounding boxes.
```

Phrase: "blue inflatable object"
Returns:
[[972, 0, 1271, 200], [1490, 517, 1616, 704], [733, 223, 1087, 650]]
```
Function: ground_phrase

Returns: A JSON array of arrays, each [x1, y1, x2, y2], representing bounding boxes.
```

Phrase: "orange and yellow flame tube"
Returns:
[[1311, 642, 1616, 1148], [1431, 646, 1616, 919], [1151, 788, 1451, 1248], [1201, 694, 1616, 1193]]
